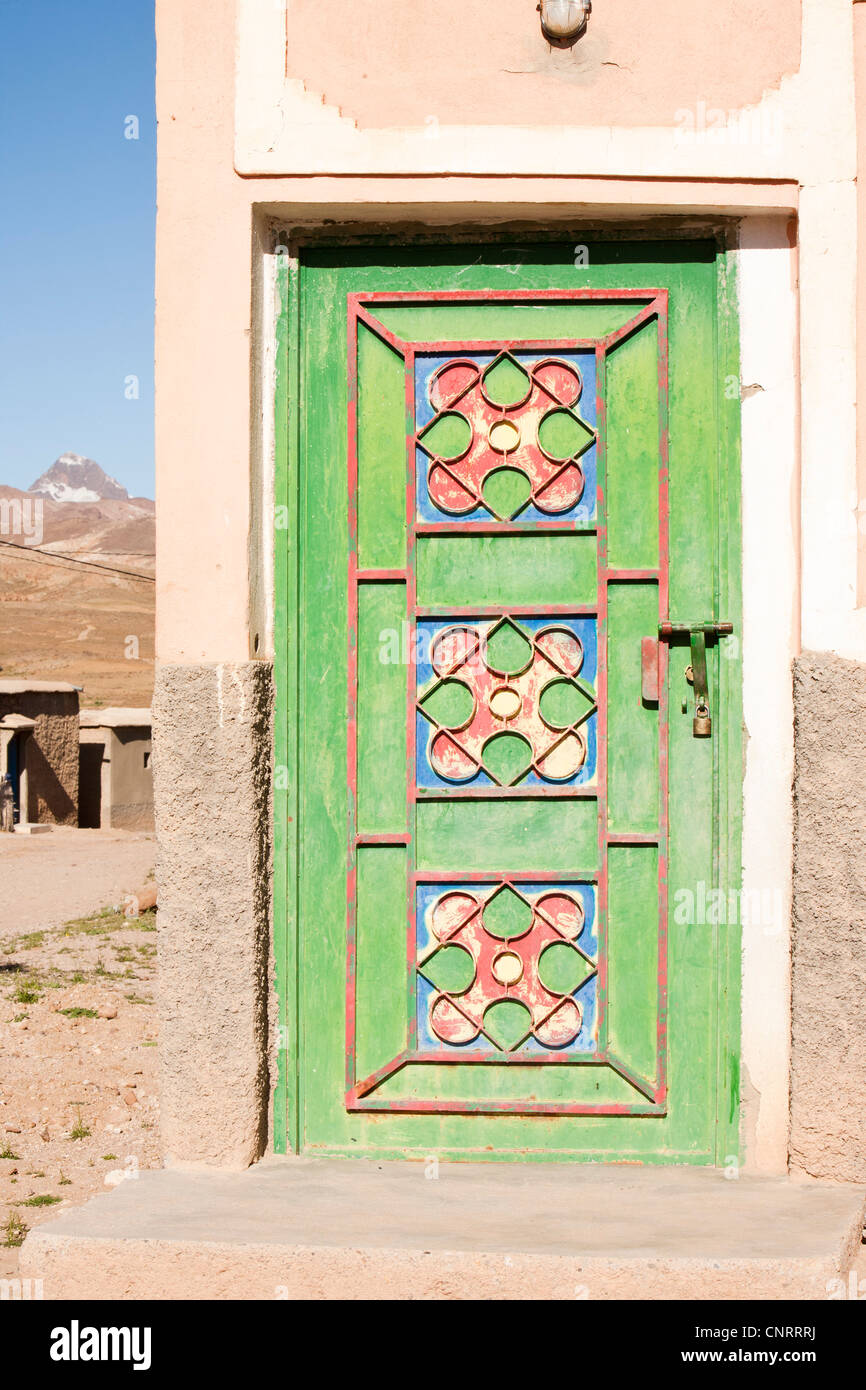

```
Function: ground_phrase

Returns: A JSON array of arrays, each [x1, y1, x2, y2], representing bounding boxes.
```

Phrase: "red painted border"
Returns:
[[344, 288, 670, 1117]]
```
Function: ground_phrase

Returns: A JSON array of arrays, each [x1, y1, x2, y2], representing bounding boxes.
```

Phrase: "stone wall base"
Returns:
[[152, 661, 273, 1167], [792, 652, 866, 1181]]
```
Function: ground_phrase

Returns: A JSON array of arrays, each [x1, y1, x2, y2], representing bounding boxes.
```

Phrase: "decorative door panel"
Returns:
[[285, 245, 741, 1163], [347, 289, 669, 1116]]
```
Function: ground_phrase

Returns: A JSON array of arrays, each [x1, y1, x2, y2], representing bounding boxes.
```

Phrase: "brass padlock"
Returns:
[[693, 702, 712, 738]]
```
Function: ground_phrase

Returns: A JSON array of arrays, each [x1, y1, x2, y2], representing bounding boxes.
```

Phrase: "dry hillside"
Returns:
[[0, 486, 154, 707]]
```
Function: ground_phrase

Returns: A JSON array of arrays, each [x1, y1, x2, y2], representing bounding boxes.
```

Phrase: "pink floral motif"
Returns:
[[419, 618, 595, 786], [420, 885, 595, 1051], [417, 353, 595, 519]]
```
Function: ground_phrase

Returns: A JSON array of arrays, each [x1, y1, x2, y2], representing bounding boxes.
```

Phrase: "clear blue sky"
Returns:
[[0, 1, 155, 499]]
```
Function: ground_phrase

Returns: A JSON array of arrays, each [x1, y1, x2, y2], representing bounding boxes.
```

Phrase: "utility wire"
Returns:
[[0, 538, 155, 583]]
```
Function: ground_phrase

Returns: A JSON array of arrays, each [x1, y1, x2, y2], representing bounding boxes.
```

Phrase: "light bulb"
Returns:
[[538, 0, 591, 42]]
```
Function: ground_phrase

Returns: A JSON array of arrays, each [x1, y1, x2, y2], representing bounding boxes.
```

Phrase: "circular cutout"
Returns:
[[535, 463, 584, 514], [536, 892, 585, 940], [536, 628, 584, 676], [488, 419, 521, 454], [491, 949, 524, 987], [430, 730, 478, 782], [535, 998, 582, 1049], [483, 731, 532, 786], [481, 357, 531, 409], [419, 410, 472, 462], [420, 678, 474, 730], [482, 887, 534, 941], [489, 685, 522, 721], [483, 998, 532, 1051], [482, 466, 532, 521], [431, 891, 479, 941], [484, 621, 533, 677], [533, 359, 582, 407], [431, 626, 478, 676], [422, 943, 476, 995], [538, 408, 593, 462], [428, 463, 479, 516], [539, 678, 586, 730], [537, 731, 586, 782], [538, 941, 590, 996], [430, 359, 479, 410], [430, 996, 479, 1045]]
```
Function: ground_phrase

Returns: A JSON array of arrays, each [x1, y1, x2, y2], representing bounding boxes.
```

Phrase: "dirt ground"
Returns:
[[1, 828, 863, 1297], [0, 828, 158, 1279]]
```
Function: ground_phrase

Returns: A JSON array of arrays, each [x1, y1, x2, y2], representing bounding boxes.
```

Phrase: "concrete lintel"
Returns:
[[21, 1158, 866, 1301]]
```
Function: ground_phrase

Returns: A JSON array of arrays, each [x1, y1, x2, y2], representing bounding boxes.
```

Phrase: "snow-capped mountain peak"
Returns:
[[28, 453, 130, 504]]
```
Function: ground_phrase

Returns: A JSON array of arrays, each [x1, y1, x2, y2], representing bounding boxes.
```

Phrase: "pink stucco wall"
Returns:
[[155, 0, 803, 664], [153, 0, 863, 1178], [286, 0, 802, 131]]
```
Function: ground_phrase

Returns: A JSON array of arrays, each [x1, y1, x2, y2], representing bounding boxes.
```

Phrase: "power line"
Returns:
[[0, 538, 155, 583]]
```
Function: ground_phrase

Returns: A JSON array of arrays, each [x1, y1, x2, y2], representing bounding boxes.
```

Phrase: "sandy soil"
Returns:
[[0, 829, 157, 1279], [1, 827, 156, 931]]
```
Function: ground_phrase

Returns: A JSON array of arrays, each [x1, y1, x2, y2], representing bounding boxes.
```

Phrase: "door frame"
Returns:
[[271, 229, 743, 1164]]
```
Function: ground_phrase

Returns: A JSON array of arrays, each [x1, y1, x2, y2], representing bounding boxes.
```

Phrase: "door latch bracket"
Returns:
[[657, 621, 733, 738]]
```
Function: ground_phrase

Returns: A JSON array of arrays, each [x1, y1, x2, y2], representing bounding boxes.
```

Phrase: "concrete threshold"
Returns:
[[21, 1156, 866, 1300]]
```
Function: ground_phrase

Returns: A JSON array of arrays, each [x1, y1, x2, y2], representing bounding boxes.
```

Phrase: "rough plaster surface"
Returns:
[[22, 1158, 866, 1301], [791, 652, 866, 1181], [0, 691, 78, 825], [152, 662, 273, 1167]]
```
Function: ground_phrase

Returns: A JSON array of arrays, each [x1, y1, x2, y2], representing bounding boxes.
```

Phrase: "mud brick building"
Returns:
[[0, 679, 79, 826], [78, 708, 154, 831]]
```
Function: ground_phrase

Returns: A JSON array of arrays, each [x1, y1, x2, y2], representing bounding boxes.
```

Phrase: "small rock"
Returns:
[[98, 1006, 117, 1020], [125, 884, 157, 916], [40, 1126, 50, 1142], [4, 1124, 21, 1134], [121, 1089, 138, 1108]]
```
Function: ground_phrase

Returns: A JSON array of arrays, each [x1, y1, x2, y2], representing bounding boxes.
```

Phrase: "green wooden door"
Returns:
[[274, 240, 741, 1163]]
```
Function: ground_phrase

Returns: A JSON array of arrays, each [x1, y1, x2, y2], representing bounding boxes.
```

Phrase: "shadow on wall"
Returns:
[[26, 741, 77, 824], [0, 688, 79, 825]]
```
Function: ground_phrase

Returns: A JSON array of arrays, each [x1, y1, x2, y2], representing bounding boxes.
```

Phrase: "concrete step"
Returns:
[[21, 1156, 866, 1300]]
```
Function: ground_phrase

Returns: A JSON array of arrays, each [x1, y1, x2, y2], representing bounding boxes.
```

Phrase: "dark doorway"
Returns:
[[78, 742, 105, 828]]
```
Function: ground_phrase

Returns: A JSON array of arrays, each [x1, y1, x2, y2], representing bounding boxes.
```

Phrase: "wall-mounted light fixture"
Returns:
[[538, 0, 591, 43]]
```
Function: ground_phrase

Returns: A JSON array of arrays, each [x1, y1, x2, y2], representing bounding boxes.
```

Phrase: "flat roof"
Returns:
[[79, 707, 151, 728], [0, 714, 36, 729], [0, 679, 79, 694]]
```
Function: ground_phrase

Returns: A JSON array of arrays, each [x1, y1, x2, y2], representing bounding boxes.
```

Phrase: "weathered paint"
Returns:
[[344, 287, 670, 1118], [276, 241, 741, 1159]]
